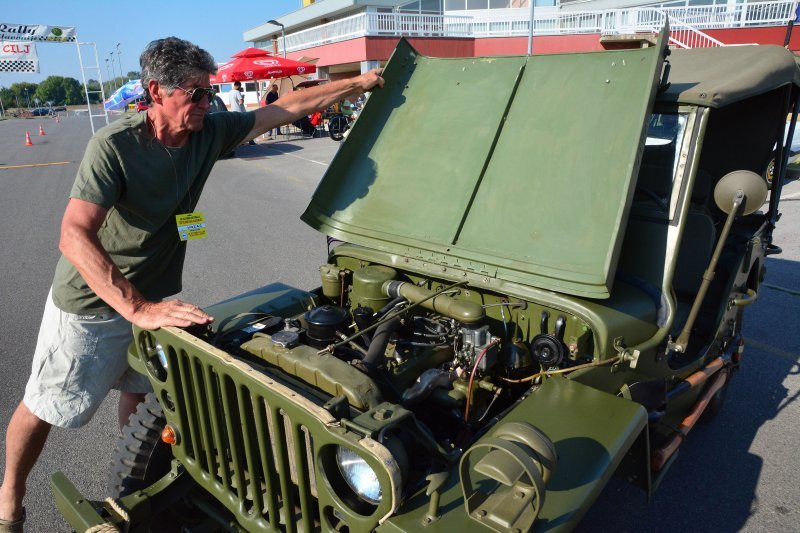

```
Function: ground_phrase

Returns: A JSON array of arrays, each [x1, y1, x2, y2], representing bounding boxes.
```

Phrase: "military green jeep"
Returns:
[[52, 32, 800, 532]]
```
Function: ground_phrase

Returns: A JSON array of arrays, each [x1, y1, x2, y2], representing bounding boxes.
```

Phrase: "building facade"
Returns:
[[242, 0, 799, 81]]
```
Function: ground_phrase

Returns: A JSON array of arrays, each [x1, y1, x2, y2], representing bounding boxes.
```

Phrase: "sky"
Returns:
[[0, 0, 302, 87]]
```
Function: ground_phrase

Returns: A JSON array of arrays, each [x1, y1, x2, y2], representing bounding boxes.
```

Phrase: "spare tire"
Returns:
[[109, 392, 171, 497]]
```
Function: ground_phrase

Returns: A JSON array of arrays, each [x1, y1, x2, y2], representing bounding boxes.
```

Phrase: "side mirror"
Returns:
[[671, 169, 768, 354], [713, 170, 768, 215]]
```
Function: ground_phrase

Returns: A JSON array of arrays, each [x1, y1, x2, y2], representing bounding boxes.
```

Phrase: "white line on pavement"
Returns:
[[265, 144, 330, 167]]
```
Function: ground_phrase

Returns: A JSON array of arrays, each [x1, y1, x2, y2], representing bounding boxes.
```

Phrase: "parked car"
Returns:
[[30, 107, 52, 116], [52, 34, 799, 532], [209, 94, 228, 114], [135, 100, 149, 113]]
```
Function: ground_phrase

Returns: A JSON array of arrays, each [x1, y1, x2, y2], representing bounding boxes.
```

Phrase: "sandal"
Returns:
[[0, 508, 24, 533]]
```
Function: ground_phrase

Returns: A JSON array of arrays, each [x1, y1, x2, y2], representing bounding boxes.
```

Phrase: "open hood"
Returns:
[[302, 35, 667, 299]]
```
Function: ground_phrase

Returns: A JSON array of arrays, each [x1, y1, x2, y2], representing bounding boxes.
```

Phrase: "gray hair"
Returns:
[[140, 37, 217, 103]]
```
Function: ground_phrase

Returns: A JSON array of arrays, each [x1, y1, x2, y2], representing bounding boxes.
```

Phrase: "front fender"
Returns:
[[379, 377, 648, 532]]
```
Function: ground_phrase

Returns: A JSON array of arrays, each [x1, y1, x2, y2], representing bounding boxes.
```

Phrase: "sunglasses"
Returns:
[[174, 85, 216, 104]]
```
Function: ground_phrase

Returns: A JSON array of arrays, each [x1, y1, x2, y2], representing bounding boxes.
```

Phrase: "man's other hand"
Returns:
[[131, 299, 214, 330]]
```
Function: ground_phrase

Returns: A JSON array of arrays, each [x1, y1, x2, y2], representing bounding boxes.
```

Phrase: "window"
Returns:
[[445, 0, 466, 10], [421, 0, 443, 13], [638, 113, 689, 216], [399, 0, 421, 12]]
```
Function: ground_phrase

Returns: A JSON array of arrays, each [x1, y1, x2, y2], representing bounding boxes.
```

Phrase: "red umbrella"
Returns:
[[231, 47, 271, 58], [210, 47, 316, 83]]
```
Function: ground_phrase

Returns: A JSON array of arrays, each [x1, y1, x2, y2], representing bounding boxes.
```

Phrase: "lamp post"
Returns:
[[267, 19, 286, 58], [105, 58, 113, 92], [527, 0, 535, 55], [116, 42, 125, 82], [109, 52, 118, 90], [24, 87, 30, 109]]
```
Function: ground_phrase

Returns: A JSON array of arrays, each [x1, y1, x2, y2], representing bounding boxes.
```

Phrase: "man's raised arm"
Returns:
[[247, 69, 384, 140]]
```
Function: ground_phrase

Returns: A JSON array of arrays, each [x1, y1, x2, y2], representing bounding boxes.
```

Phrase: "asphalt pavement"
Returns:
[[0, 113, 798, 532]]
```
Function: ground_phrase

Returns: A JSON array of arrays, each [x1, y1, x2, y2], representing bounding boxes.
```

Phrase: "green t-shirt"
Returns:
[[52, 111, 255, 313]]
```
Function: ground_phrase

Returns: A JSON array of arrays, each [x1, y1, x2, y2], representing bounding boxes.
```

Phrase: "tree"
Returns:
[[61, 77, 85, 105], [85, 79, 103, 104], [0, 86, 14, 109], [28, 76, 86, 106], [35, 76, 68, 106], [8, 82, 38, 108]]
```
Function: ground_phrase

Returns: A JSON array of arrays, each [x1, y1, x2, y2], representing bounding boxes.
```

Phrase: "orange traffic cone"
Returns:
[[25, 131, 33, 146], [55, 114, 60, 124], [39, 124, 46, 136]]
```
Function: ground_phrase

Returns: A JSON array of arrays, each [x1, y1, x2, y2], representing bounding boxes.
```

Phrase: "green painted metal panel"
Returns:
[[457, 49, 665, 296], [303, 40, 526, 250], [377, 377, 648, 532], [302, 39, 665, 299]]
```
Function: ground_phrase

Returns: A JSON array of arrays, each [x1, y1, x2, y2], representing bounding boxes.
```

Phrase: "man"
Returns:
[[265, 83, 282, 138], [0, 36, 383, 528], [228, 80, 246, 112], [229, 80, 256, 145]]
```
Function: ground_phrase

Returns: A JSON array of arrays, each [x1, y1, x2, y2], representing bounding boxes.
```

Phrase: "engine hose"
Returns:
[[363, 317, 402, 372], [383, 281, 484, 324], [376, 296, 406, 318]]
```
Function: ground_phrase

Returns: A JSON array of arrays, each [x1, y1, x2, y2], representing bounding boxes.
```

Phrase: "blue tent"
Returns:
[[104, 79, 143, 111]]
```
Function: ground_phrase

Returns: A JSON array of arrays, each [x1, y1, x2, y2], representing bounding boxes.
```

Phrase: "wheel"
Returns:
[[328, 117, 346, 141], [110, 394, 212, 531], [764, 156, 775, 188], [109, 392, 171, 497]]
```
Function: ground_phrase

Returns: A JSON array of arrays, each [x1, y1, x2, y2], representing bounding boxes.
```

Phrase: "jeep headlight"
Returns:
[[139, 331, 169, 382], [155, 344, 169, 371], [336, 446, 382, 504]]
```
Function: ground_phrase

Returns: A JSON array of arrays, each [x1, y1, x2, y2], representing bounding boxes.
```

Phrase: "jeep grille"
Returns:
[[135, 327, 400, 532]]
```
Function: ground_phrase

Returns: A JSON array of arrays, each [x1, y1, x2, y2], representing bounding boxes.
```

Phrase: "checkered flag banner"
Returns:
[[0, 23, 76, 42], [0, 59, 38, 72], [0, 41, 39, 72]]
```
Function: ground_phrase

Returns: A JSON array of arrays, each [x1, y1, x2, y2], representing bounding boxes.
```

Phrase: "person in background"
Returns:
[[0, 36, 383, 530], [229, 81, 256, 145], [265, 83, 282, 139], [228, 80, 245, 112]]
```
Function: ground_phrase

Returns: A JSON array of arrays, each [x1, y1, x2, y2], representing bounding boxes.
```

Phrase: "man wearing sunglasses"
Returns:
[[0, 36, 383, 528]]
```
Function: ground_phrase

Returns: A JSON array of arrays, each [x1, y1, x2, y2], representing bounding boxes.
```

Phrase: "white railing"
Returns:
[[600, 7, 726, 48], [277, 0, 797, 53], [282, 12, 370, 51], [628, 0, 797, 30], [469, 12, 607, 37], [282, 11, 472, 52], [367, 12, 472, 37]]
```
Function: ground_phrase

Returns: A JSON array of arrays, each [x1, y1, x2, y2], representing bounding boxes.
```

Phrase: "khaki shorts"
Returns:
[[23, 290, 152, 429]]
